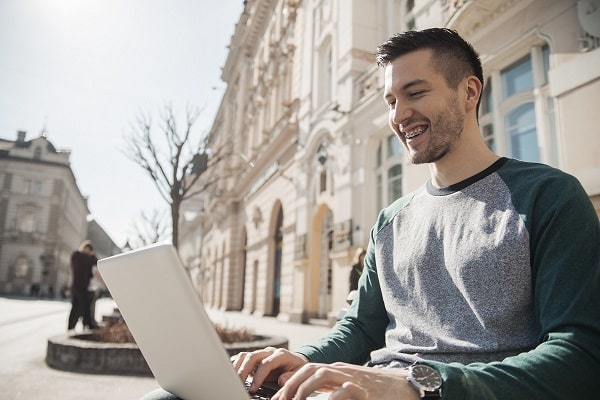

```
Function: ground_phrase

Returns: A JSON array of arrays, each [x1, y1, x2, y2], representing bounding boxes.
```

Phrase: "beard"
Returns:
[[407, 97, 465, 165]]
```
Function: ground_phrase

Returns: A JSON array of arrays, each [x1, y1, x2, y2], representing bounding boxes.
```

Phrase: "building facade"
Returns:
[[0, 130, 90, 297], [180, 0, 600, 324]]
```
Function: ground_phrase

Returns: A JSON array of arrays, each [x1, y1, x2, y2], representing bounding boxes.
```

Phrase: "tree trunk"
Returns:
[[171, 200, 180, 249]]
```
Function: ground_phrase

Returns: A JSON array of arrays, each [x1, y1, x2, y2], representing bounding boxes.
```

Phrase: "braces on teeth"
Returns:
[[405, 127, 425, 139]]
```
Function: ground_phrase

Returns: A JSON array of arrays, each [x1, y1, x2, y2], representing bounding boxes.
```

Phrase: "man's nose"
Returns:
[[392, 103, 412, 127]]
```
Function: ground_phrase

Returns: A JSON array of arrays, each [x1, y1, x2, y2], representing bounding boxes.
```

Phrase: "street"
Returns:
[[0, 295, 159, 399], [0, 295, 329, 399]]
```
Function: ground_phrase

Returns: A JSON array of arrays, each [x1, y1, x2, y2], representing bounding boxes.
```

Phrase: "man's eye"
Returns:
[[387, 101, 396, 109], [409, 91, 424, 97]]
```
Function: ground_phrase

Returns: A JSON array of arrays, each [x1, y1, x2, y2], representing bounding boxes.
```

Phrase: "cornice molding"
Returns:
[[446, 0, 526, 37]]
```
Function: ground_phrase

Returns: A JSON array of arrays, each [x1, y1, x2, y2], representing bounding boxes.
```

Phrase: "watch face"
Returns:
[[411, 365, 442, 391]]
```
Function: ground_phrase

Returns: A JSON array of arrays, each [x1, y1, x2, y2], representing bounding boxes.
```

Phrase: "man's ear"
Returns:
[[464, 76, 482, 112]]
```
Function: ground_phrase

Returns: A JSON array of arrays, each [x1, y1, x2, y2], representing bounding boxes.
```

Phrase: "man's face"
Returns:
[[383, 49, 465, 164]]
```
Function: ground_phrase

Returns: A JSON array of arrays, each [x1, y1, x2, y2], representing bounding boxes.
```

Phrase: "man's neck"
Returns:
[[428, 130, 500, 188]]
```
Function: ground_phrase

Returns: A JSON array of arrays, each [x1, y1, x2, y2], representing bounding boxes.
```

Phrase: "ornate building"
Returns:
[[179, 0, 600, 325], [0, 130, 90, 296]]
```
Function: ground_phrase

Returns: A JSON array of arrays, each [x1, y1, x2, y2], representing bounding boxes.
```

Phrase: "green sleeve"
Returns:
[[422, 169, 600, 399], [296, 227, 388, 364]]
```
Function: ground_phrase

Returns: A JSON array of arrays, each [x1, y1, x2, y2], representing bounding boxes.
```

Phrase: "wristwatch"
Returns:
[[406, 364, 443, 398]]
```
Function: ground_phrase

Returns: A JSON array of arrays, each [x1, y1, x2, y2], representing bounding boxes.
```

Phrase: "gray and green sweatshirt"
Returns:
[[297, 158, 600, 399]]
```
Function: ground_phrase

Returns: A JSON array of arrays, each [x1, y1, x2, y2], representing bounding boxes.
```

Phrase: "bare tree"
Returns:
[[124, 104, 226, 249], [127, 209, 171, 249]]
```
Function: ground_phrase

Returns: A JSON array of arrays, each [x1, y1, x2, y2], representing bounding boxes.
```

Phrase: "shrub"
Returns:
[[88, 321, 255, 344]]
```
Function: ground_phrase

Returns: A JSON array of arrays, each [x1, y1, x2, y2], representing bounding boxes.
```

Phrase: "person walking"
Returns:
[[67, 240, 99, 330]]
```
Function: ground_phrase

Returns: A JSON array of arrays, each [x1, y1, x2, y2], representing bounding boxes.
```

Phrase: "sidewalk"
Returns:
[[2, 296, 330, 400]]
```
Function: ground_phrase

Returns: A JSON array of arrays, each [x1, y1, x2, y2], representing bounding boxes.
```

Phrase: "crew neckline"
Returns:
[[426, 157, 508, 196]]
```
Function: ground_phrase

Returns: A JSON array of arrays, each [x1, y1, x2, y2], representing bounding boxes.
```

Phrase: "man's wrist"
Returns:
[[405, 364, 443, 399]]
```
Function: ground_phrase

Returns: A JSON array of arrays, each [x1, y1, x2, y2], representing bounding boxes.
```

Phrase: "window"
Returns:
[[479, 44, 553, 164], [19, 178, 44, 195], [541, 46, 550, 84], [318, 40, 332, 107], [387, 134, 403, 158], [405, 0, 415, 30], [13, 257, 29, 279], [19, 208, 37, 233], [506, 103, 539, 161], [376, 134, 404, 208], [317, 142, 329, 194], [320, 170, 327, 193], [20, 178, 31, 194], [482, 124, 495, 152], [31, 181, 42, 195], [388, 165, 403, 204], [501, 56, 533, 99], [481, 78, 493, 114]]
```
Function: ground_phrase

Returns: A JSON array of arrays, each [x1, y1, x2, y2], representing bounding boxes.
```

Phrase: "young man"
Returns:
[[143, 28, 600, 400]]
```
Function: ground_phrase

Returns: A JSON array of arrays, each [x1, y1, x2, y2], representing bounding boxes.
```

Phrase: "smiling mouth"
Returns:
[[403, 125, 427, 140]]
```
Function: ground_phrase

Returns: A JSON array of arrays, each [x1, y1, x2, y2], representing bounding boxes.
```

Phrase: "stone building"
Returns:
[[0, 130, 90, 297], [179, 0, 600, 325]]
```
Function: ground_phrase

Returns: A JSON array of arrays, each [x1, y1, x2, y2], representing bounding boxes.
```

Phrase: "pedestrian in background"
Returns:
[[67, 240, 98, 330], [348, 247, 366, 292]]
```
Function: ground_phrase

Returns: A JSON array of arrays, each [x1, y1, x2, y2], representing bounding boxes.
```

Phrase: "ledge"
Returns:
[[46, 332, 152, 376], [46, 332, 288, 377]]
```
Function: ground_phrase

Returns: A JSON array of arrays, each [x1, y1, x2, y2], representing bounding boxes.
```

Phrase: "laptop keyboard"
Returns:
[[245, 380, 279, 400]]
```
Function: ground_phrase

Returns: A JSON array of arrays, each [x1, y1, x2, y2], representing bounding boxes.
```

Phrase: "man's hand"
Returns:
[[272, 362, 420, 400], [232, 347, 309, 393]]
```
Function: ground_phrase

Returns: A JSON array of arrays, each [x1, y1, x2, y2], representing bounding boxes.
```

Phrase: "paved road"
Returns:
[[0, 295, 329, 399]]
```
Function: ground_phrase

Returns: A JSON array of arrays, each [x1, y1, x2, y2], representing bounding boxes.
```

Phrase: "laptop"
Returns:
[[98, 243, 329, 400]]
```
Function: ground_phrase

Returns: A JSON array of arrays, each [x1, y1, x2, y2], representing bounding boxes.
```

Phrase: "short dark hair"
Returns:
[[375, 28, 484, 115]]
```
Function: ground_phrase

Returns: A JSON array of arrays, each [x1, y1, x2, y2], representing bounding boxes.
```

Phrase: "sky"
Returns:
[[0, 0, 244, 247]]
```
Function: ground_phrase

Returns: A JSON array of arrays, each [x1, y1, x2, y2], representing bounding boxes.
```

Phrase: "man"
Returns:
[[67, 240, 99, 330], [143, 28, 600, 400]]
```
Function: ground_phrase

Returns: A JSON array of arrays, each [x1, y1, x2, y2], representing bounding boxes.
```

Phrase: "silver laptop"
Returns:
[[98, 243, 329, 400]]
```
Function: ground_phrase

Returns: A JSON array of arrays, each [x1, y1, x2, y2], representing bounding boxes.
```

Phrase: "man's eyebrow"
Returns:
[[384, 79, 431, 102], [400, 79, 430, 91]]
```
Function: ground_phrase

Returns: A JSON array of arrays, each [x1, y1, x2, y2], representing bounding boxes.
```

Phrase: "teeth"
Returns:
[[404, 127, 425, 139]]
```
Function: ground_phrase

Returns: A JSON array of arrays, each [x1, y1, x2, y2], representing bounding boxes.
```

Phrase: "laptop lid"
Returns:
[[98, 243, 252, 399]]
